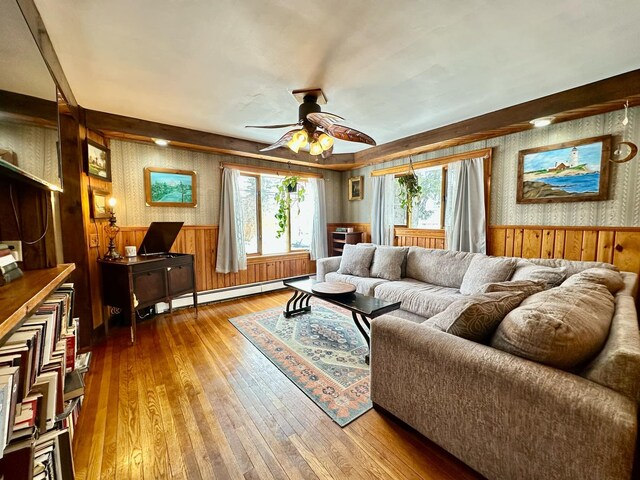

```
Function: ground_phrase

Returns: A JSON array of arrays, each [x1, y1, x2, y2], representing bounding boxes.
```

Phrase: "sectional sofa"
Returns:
[[316, 244, 640, 480]]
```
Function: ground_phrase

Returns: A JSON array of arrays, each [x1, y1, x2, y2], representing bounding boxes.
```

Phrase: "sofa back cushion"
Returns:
[[579, 295, 640, 402], [460, 255, 517, 295], [405, 247, 475, 288], [478, 279, 545, 296], [337, 244, 376, 277], [510, 261, 567, 288], [432, 291, 528, 343], [370, 246, 408, 281], [491, 283, 615, 369], [525, 257, 617, 277], [561, 267, 625, 294]]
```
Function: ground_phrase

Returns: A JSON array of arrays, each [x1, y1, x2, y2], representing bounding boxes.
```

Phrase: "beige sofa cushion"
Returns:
[[324, 272, 387, 296], [561, 267, 625, 294], [460, 255, 517, 295], [526, 257, 618, 277], [405, 247, 474, 288], [580, 295, 640, 402], [510, 261, 567, 288], [491, 284, 615, 369], [432, 291, 527, 343], [478, 280, 545, 297], [370, 246, 408, 281], [374, 279, 462, 318], [337, 244, 376, 277]]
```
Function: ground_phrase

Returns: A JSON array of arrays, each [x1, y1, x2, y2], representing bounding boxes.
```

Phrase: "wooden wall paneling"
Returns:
[[612, 231, 640, 275], [513, 229, 524, 257], [553, 230, 566, 258], [489, 228, 505, 257], [563, 230, 584, 261], [541, 230, 555, 259], [521, 229, 542, 259], [596, 230, 615, 264], [581, 230, 598, 261]]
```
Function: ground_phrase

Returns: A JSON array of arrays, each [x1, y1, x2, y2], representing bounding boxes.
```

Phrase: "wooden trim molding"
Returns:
[[354, 69, 640, 167], [221, 162, 323, 179], [371, 148, 492, 176]]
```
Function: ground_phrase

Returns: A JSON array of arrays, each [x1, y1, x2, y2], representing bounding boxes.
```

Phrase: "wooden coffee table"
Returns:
[[282, 276, 401, 362]]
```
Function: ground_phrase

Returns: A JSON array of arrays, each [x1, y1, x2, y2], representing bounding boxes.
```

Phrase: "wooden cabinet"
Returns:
[[99, 254, 197, 342], [330, 231, 364, 256]]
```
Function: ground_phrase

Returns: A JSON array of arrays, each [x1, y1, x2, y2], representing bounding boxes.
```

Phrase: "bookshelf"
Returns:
[[0, 264, 75, 343], [330, 231, 364, 256]]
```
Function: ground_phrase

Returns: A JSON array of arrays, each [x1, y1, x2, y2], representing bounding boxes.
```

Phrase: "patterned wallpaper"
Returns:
[[342, 106, 640, 227], [0, 122, 60, 188], [109, 139, 343, 226]]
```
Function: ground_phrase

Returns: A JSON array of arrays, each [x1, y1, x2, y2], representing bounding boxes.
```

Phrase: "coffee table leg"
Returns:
[[284, 290, 312, 318], [352, 312, 371, 364]]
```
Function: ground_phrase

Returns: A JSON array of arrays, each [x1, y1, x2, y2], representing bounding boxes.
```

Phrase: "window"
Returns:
[[394, 166, 445, 229], [238, 173, 314, 255]]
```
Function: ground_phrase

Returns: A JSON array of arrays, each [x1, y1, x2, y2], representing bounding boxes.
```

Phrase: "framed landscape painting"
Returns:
[[144, 167, 197, 207], [348, 176, 363, 200], [86, 140, 111, 181], [90, 189, 110, 219], [516, 135, 611, 204]]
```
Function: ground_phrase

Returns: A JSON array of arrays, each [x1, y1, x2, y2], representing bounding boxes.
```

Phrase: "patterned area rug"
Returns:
[[229, 301, 372, 426]]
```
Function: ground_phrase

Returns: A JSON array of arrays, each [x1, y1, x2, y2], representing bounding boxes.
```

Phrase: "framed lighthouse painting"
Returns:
[[516, 135, 611, 204]]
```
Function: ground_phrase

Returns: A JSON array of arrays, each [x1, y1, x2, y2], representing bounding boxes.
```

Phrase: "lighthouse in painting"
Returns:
[[569, 147, 580, 167]]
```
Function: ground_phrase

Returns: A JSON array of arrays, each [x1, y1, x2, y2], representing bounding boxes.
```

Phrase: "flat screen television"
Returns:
[[138, 222, 184, 255]]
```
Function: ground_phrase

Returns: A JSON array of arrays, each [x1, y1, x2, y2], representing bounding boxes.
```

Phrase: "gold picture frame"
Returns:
[[348, 176, 363, 201], [144, 167, 198, 207], [90, 188, 110, 220]]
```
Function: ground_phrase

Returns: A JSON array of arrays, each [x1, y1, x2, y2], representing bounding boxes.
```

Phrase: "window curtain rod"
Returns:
[[220, 162, 323, 179], [371, 148, 492, 177]]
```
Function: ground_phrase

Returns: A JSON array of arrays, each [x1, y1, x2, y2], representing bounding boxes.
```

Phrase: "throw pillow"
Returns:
[[336, 244, 376, 277], [478, 280, 545, 297], [431, 291, 528, 343], [561, 267, 625, 294], [510, 261, 567, 288], [370, 246, 408, 281], [490, 283, 615, 369], [459, 255, 517, 295]]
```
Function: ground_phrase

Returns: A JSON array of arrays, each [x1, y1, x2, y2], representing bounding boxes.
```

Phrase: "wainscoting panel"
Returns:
[[98, 225, 314, 293], [489, 225, 640, 275]]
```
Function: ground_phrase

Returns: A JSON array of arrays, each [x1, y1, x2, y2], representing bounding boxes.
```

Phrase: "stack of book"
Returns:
[[0, 244, 22, 287], [0, 284, 87, 479]]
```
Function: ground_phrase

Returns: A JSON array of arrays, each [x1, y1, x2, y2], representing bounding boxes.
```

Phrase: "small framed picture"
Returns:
[[90, 189, 110, 219], [144, 167, 198, 207], [348, 176, 363, 201], [86, 140, 111, 181], [517, 135, 611, 204]]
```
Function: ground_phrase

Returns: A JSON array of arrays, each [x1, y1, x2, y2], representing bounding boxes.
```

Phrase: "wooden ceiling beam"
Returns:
[[84, 109, 356, 169], [354, 69, 640, 166]]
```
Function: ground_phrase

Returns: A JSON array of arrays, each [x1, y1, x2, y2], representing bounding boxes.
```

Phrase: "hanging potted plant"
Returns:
[[275, 175, 306, 238], [397, 167, 422, 218]]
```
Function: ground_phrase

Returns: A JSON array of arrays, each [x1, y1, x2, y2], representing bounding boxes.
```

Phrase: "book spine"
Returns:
[[0, 262, 19, 275], [0, 249, 12, 257], [0, 268, 23, 285]]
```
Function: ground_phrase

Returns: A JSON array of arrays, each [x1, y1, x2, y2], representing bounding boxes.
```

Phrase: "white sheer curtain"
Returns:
[[309, 178, 328, 260], [371, 174, 395, 245], [216, 168, 247, 273], [445, 157, 486, 253]]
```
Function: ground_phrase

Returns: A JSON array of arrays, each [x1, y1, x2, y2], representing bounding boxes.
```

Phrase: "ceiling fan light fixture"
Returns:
[[309, 140, 323, 156], [287, 137, 301, 153], [292, 129, 309, 146], [318, 133, 334, 150]]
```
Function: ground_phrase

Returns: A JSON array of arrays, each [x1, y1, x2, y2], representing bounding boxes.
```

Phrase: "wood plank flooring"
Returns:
[[73, 290, 483, 479]]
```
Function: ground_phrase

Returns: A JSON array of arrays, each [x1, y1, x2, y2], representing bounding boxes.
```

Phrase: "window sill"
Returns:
[[394, 227, 445, 238], [246, 250, 310, 264]]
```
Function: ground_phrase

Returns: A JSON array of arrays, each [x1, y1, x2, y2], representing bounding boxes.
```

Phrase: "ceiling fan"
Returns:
[[246, 88, 376, 158]]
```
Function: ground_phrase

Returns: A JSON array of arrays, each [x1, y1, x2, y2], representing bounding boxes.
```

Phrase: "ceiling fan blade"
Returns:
[[325, 124, 376, 146], [246, 122, 301, 129], [308, 112, 375, 146], [259, 129, 299, 152], [306, 112, 345, 129]]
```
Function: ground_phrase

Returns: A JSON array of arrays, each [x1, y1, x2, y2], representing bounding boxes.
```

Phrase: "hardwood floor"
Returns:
[[73, 290, 483, 479]]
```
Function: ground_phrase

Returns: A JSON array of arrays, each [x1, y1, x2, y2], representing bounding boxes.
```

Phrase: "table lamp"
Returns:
[[103, 197, 122, 260]]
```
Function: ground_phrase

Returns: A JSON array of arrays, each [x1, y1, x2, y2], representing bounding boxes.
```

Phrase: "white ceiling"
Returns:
[[32, 0, 640, 153]]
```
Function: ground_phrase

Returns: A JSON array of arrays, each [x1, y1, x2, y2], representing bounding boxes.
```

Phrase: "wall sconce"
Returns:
[[103, 197, 121, 260]]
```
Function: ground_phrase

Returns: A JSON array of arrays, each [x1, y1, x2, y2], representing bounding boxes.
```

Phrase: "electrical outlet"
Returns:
[[89, 234, 99, 248], [2, 240, 22, 262]]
